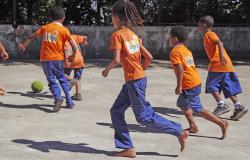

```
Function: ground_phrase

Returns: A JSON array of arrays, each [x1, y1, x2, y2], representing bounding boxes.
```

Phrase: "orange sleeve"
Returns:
[[63, 28, 72, 42], [109, 33, 122, 51], [207, 32, 220, 43], [34, 27, 43, 37], [170, 50, 182, 65]]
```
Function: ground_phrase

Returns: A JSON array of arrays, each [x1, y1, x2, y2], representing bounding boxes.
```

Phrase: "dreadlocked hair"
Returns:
[[112, 0, 143, 28]]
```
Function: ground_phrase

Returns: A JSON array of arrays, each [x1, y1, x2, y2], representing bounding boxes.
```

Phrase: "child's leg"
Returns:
[[0, 85, 6, 96], [42, 61, 63, 112], [181, 108, 199, 133], [127, 77, 187, 152], [71, 68, 83, 101], [73, 68, 83, 94], [42, 62, 62, 100], [110, 84, 136, 158], [75, 80, 81, 94], [53, 61, 73, 107], [206, 72, 230, 116], [198, 109, 229, 139], [222, 72, 248, 120], [177, 92, 199, 133]]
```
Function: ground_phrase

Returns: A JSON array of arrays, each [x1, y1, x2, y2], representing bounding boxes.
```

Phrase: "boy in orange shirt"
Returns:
[[169, 25, 228, 138], [198, 15, 248, 120], [0, 41, 9, 95], [19, 6, 78, 111], [64, 34, 87, 101], [102, 1, 188, 158]]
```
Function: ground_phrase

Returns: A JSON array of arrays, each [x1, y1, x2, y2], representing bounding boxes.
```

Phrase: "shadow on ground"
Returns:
[[7, 91, 53, 100], [153, 107, 183, 118], [97, 122, 221, 140], [0, 102, 54, 113], [12, 139, 178, 157]]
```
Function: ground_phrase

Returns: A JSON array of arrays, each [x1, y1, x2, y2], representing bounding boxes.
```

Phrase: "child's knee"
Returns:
[[110, 107, 122, 117]]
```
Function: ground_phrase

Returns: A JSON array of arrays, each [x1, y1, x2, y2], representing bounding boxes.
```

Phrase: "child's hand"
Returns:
[[1, 51, 9, 60], [175, 86, 182, 95], [0, 86, 6, 96], [64, 74, 72, 81], [220, 56, 227, 66], [102, 69, 109, 78], [18, 44, 26, 52], [83, 36, 88, 46]]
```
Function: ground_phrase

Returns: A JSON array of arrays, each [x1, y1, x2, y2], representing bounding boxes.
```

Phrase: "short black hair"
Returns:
[[170, 25, 188, 43], [199, 15, 214, 28], [50, 6, 65, 20]]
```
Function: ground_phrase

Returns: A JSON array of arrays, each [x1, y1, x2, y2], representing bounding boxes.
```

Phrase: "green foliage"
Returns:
[[0, 0, 249, 25]]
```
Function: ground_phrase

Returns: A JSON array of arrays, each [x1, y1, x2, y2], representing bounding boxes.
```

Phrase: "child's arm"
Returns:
[[215, 40, 227, 66], [0, 42, 9, 60], [141, 45, 153, 70], [174, 64, 184, 95], [102, 50, 120, 78], [67, 39, 79, 61], [82, 36, 88, 46], [18, 33, 37, 52]]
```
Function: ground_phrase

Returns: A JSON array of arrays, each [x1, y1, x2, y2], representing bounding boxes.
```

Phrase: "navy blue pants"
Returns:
[[64, 68, 84, 80], [206, 72, 242, 98], [110, 77, 182, 149], [42, 61, 73, 106]]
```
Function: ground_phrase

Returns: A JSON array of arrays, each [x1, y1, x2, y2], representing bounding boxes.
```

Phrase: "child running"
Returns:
[[19, 6, 78, 111], [168, 25, 228, 138], [64, 34, 87, 101], [102, 0, 188, 158], [198, 15, 248, 120], [0, 41, 9, 95]]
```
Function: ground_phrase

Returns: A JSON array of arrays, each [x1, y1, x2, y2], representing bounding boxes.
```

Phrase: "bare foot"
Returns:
[[0, 86, 6, 96], [221, 120, 229, 140], [115, 148, 136, 158], [178, 130, 189, 152], [184, 127, 199, 133]]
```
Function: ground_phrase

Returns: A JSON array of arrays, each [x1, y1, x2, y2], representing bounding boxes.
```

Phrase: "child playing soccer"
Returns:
[[63, 34, 87, 101], [19, 6, 78, 111], [168, 25, 228, 138], [0, 41, 9, 95], [198, 15, 248, 120], [102, 0, 188, 158]]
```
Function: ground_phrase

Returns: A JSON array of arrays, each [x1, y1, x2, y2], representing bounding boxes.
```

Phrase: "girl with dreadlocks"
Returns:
[[102, 0, 189, 158]]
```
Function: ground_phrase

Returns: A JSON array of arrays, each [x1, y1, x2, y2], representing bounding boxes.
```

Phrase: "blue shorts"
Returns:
[[63, 68, 83, 80], [205, 72, 242, 98], [177, 85, 203, 113]]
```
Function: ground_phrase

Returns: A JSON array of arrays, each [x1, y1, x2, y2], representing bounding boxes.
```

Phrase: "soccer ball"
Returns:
[[31, 80, 44, 93]]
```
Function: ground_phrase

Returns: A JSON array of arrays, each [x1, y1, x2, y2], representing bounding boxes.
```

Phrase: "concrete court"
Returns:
[[0, 59, 249, 160]]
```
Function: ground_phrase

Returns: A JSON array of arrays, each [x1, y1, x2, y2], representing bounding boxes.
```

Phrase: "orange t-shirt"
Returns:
[[34, 22, 71, 62], [203, 31, 234, 72], [170, 44, 201, 90], [64, 35, 86, 69], [109, 27, 145, 81]]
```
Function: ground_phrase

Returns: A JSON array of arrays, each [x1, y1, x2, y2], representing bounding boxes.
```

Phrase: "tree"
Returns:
[[0, 0, 249, 26]]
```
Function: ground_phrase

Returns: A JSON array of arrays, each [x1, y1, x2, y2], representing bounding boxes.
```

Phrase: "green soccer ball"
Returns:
[[31, 80, 44, 93]]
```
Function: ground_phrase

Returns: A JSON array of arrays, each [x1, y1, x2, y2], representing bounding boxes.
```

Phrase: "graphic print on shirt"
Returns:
[[185, 54, 195, 67], [43, 31, 58, 43], [125, 35, 140, 54]]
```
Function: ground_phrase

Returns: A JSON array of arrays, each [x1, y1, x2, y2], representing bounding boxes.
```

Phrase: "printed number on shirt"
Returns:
[[185, 55, 195, 67], [43, 31, 58, 43], [125, 35, 140, 54]]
